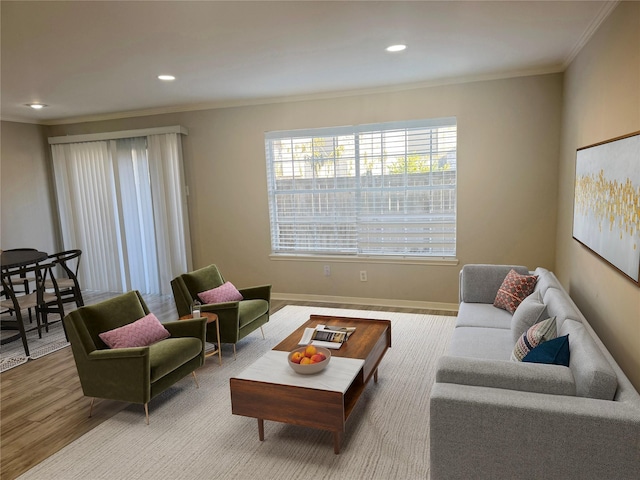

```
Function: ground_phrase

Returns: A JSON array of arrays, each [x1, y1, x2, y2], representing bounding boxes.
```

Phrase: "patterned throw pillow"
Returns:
[[494, 269, 538, 313], [512, 316, 557, 362], [198, 281, 243, 304], [99, 313, 170, 349]]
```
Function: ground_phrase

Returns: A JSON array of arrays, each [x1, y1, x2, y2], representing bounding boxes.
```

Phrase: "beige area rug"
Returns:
[[18, 305, 456, 480]]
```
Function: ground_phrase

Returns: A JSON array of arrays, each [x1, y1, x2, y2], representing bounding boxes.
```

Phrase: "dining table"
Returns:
[[1, 249, 49, 270]]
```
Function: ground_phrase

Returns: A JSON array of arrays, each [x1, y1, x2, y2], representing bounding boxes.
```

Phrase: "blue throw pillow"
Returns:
[[522, 334, 570, 367]]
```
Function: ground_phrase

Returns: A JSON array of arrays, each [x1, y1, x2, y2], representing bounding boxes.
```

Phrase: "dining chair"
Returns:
[[44, 250, 84, 309], [0, 261, 66, 357], [1, 248, 39, 294]]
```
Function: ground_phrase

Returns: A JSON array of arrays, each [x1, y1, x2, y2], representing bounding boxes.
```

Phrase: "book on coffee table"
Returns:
[[298, 324, 355, 349]]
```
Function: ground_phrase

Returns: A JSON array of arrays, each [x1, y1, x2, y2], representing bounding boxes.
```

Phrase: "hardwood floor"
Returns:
[[0, 295, 455, 480]]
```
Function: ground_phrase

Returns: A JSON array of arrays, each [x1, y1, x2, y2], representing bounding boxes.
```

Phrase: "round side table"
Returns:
[[179, 312, 222, 365]]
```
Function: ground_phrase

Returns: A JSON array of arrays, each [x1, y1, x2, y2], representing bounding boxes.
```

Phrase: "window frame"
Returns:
[[265, 117, 457, 260]]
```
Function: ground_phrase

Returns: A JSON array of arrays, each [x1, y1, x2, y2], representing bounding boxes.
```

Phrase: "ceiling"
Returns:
[[1, 1, 617, 125]]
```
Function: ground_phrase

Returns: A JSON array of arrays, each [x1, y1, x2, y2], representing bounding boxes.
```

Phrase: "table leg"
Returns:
[[333, 431, 343, 454], [258, 418, 264, 441], [215, 317, 222, 366]]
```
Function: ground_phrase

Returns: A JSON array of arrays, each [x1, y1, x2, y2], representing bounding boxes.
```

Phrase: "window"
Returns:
[[265, 118, 457, 258]]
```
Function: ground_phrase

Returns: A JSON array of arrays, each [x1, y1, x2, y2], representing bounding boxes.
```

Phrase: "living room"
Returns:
[[1, 1, 639, 479]]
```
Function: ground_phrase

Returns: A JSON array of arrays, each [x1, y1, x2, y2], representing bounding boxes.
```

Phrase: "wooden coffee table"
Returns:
[[230, 314, 391, 454]]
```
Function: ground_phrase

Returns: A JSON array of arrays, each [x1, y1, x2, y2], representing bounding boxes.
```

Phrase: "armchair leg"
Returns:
[[88, 398, 95, 418], [144, 403, 149, 425], [192, 371, 199, 389], [260, 326, 265, 339]]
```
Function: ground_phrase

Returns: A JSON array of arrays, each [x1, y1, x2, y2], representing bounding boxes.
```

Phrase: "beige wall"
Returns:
[[0, 121, 58, 253], [557, 1, 640, 389], [45, 73, 563, 307]]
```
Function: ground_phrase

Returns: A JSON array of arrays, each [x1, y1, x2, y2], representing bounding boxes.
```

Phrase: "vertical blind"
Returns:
[[265, 117, 457, 257], [51, 132, 192, 294]]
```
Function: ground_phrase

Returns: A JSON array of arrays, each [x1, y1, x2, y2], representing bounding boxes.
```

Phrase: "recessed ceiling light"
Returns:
[[158, 75, 176, 81], [386, 44, 407, 53], [26, 103, 47, 109]]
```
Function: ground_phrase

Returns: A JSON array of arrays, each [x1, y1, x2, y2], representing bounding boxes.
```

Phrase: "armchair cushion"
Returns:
[[99, 313, 170, 349], [238, 299, 270, 327], [149, 337, 203, 382], [198, 281, 243, 304]]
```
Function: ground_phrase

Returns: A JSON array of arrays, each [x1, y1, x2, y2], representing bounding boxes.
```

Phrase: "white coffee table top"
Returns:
[[234, 350, 365, 393]]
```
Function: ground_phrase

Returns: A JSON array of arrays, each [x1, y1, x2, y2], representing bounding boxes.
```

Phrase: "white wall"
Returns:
[[0, 121, 58, 253], [46, 73, 563, 308], [557, 1, 640, 389]]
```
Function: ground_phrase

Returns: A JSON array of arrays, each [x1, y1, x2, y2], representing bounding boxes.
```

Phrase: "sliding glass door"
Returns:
[[51, 132, 191, 295]]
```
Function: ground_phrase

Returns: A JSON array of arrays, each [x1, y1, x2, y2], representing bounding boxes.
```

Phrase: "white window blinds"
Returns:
[[265, 118, 457, 257]]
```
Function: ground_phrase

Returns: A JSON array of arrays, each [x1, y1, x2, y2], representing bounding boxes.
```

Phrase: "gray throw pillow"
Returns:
[[511, 290, 548, 344]]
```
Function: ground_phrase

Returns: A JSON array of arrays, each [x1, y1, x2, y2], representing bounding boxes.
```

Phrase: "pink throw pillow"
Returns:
[[198, 281, 244, 304], [99, 313, 170, 349]]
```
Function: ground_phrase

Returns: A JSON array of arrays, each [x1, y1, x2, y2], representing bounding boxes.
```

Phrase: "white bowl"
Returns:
[[287, 346, 331, 374]]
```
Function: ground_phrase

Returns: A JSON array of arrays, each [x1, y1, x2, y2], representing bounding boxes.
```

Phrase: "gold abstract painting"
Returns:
[[573, 131, 640, 284]]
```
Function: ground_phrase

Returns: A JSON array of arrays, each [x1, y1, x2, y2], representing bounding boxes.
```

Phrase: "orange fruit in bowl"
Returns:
[[288, 346, 331, 374], [304, 345, 317, 357], [290, 351, 304, 364]]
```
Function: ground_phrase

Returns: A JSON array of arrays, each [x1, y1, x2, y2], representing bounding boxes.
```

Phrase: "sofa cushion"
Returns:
[[449, 327, 515, 361], [456, 302, 512, 329], [494, 269, 538, 314], [511, 290, 548, 343], [199, 281, 243, 304], [460, 264, 529, 304], [542, 287, 582, 330], [523, 334, 570, 367], [512, 316, 557, 361], [98, 313, 170, 349], [149, 337, 203, 382], [533, 268, 563, 297], [559, 320, 618, 400]]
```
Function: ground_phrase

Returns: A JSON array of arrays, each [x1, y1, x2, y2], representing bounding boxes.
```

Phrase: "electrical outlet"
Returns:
[[324, 265, 331, 276], [360, 270, 368, 282]]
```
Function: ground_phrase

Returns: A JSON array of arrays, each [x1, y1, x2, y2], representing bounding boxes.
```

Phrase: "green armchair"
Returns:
[[63, 291, 207, 424], [171, 265, 271, 358]]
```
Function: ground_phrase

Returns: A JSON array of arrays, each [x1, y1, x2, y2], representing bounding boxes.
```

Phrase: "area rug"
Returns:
[[18, 305, 456, 480], [0, 316, 68, 373]]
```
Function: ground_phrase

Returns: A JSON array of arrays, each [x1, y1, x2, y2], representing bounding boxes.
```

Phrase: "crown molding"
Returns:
[[37, 67, 564, 126], [563, 0, 619, 68]]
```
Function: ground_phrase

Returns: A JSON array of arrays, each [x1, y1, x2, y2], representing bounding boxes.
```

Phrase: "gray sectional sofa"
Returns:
[[430, 264, 640, 480]]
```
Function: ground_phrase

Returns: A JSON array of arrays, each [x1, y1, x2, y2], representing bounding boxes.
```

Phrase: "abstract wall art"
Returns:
[[573, 131, 640, 285]]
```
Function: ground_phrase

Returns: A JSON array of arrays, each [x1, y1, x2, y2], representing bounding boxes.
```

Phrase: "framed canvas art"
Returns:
[[572, 131, 640, 285]]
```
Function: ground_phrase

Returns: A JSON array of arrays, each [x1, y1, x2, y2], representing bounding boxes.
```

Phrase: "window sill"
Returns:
[[268, 254, 459, 267]]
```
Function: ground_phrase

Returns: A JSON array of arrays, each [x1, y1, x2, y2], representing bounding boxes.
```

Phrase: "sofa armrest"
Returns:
[[430, 383, 640, 480], [459, 264, 529, 303], [436, 355, 576, 396], [239, 284, 271, 302]]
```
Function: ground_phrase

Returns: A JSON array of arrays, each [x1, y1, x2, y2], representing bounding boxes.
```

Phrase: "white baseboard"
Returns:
[[271, 292, 459, 313]]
